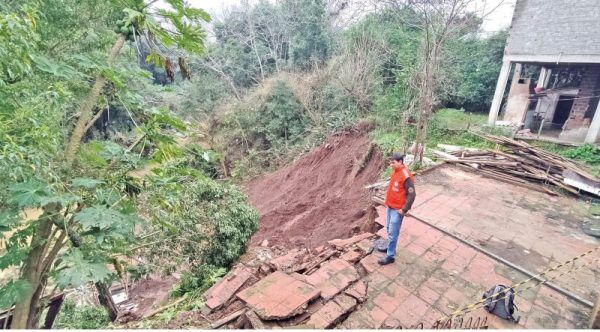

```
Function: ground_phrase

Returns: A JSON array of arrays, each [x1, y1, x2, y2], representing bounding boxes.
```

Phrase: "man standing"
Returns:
[[378, 153, 416, 265]]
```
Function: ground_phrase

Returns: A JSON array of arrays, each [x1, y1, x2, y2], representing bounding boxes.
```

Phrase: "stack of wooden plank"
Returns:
[[434, 132, 599, 196]]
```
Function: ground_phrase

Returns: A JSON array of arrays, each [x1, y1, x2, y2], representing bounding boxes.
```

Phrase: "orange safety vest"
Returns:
[[384, 165, 414, 210]]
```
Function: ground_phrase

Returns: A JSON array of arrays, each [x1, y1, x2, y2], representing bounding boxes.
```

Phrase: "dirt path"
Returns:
[[245, 125, 383, 248]]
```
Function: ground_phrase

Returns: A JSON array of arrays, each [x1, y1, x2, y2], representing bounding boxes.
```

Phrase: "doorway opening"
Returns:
[[551, 96, 575, 129]]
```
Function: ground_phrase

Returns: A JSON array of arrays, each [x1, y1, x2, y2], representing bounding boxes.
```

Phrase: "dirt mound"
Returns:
[[245, 125, 383, 248]]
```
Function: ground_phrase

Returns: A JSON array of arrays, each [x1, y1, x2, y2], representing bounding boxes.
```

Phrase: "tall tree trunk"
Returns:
[[14, 35, 127, 329], [63, 34, 127, 322], [11, 220, 54, 329], [64, 35, 126, 163], [95, 282, 119, 321], [415, 43, 439, 163]]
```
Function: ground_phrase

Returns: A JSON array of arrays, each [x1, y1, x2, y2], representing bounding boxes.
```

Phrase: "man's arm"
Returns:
[[402, 178, 416, 214]]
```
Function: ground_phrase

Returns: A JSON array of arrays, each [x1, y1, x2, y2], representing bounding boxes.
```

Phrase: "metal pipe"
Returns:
[[408, 211, 594, 308]]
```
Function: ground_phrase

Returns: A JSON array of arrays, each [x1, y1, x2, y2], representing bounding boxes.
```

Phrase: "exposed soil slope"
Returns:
[[245, 125, 383, 248]]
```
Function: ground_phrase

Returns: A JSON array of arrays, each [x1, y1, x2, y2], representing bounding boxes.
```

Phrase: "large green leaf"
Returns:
[[0, 210, 20, 233], [72, 177, 104, 189], [0, 279, 31, 310], [55, 250, 112, 288], [8, 180, 50, 208], [74, 206, 130, 230], [0, 244, 29, 269], [30, 54, 78, 79], [39, 192, 81, 207]]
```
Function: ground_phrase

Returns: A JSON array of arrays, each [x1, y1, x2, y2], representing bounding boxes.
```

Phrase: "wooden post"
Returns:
[[42, 294, 65, 329], [488, 60, 512, 125]]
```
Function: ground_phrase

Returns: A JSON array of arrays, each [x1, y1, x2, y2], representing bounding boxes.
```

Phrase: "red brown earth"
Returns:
[[245, 124, 383, 249]]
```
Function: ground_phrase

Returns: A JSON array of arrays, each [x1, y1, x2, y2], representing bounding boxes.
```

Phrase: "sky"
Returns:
[[184, 0, 517, 34]]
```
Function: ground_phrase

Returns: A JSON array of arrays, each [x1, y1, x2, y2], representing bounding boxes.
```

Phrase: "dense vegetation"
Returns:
[[4, 0, 597, 329], [0, 0, 257, 328]]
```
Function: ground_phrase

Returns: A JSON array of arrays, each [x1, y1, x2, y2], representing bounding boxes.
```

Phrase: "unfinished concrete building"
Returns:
[[488, 0, 600, 144]]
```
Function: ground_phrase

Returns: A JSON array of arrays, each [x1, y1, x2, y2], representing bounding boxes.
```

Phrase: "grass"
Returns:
[[432, 108, 487, 130], [371, 108, 507, 155]]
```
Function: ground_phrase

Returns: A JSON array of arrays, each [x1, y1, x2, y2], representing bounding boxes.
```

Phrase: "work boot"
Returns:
[[378, 256, 395, 265]]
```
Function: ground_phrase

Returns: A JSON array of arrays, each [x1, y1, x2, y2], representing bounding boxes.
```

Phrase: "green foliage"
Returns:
[[561, 144, 600, 165], [54, 250, 112, 288], [286, 0, 332, 69], [371, 108, 506, 154], [0, 280, 31, 309], [139, 161, 259, 278], [0, 1, 225, 327], [530, 142, 600, 176], [430, 108, 487, 130], [53, 300, 110, 329], [442, 31, 508, 112], [0, 4, 38, 86], [260, 82, 308, 148], [222, 81, 307, 153], [172, 265, 226, 298]]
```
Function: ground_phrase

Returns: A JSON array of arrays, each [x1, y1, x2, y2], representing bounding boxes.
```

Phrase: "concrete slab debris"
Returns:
[[328, 232, 373, 248], [344, 279, 368, 303], [203, 266, 253, 311], [266, 248, 307, 272], [305, 259, 360, 300], [236, 271, 320, 320]]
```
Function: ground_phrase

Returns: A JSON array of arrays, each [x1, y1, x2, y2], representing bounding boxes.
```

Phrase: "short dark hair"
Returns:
[[389, 152, 404, 162]]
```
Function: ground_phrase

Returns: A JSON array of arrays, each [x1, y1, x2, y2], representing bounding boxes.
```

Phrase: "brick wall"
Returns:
[[564, 66, 600, 130], [506, 0, 600, 57]]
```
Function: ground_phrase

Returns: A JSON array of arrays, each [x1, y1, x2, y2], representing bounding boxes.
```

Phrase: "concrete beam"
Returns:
[[504, 54, 600, 65], [585, 100, 600, 144], [488, 60, 512, 125]]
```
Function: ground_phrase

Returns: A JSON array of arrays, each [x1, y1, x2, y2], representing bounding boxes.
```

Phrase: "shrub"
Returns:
[[561, 144, 600, 165], [139, 164, 259, 276], [53, 300, 109, 329]]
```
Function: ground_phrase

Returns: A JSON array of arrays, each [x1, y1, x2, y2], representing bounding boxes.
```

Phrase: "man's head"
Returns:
[[389, 153, 404, 170]]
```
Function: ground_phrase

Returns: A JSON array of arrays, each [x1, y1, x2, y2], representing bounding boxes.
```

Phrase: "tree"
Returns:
[[0, 0, 210, 328], [384, 0, 502, 162]]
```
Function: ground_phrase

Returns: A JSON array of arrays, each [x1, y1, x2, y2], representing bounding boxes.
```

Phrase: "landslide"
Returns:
[[245, 124, 383, 248]]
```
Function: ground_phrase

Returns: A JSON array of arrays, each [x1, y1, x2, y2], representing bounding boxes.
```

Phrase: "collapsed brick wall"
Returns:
[[564, 66, 600, 130]]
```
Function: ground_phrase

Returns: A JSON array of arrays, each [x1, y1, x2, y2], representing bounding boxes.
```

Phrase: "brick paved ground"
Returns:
[[343, 166, 599, 329], [410, 165, 599, 301], [342, 215, 593, 328]]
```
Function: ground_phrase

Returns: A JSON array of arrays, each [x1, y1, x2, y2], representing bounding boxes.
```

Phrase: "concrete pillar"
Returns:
[[534, 67, 551, 116], [536, 66, 551, 88], [488, 60, 512, 125], [585, 100, 600, 143]]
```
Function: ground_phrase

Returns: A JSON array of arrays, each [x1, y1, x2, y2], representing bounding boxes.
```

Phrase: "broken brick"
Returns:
[[236, 271, 320, 320], [307, 301, 345, 328], [307, 295, 356, 329], [267, 248, 307, 272], [344, 279, 368, 303], [305, 259, 360, 300], [355, 238, 373, 254], [359, 254, 379, 273], [203, 266, 253, 311], [328, 232, 374, 248], [340, 249, 363, 263], [333, 293, 358, 313]]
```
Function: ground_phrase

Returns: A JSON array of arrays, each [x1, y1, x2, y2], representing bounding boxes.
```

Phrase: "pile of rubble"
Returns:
[[201, 232, 377, 329], [430, 132, 599, 196]]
